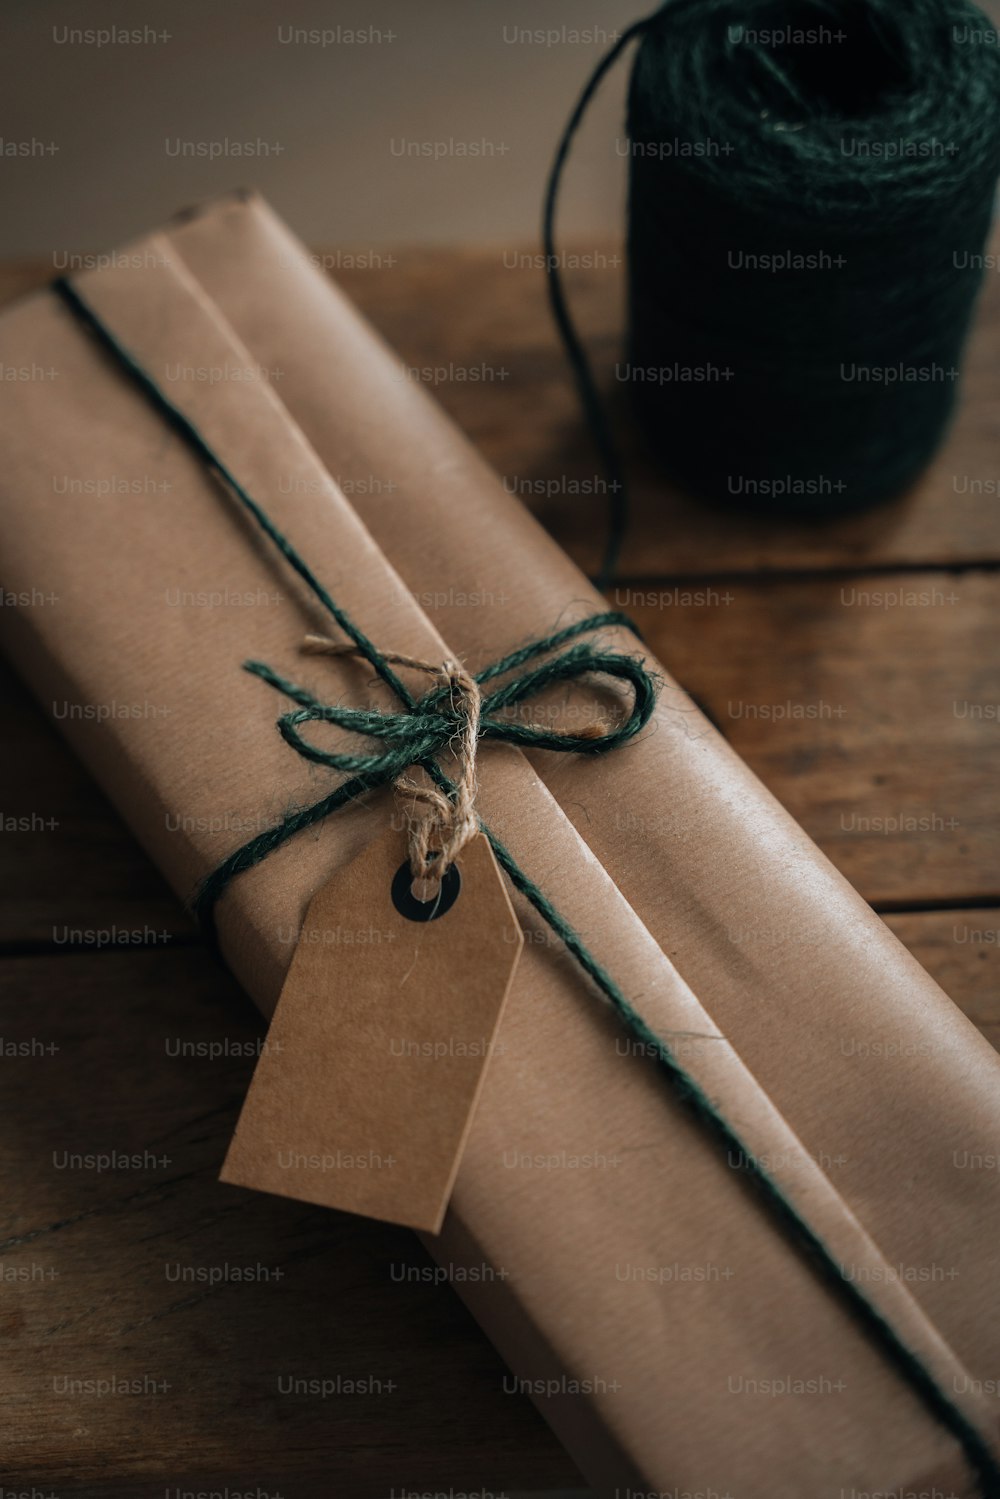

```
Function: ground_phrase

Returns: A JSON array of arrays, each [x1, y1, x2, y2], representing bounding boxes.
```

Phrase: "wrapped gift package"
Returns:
[[1, 193, 999, 1496]]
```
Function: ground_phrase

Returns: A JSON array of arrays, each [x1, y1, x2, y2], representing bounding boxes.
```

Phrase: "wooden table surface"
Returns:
[[1, 244, 998, 1498]]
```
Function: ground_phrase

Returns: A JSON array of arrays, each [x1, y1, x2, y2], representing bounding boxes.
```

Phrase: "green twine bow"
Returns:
[[52, 273, 1000, 1497], [193, 611, 655, 922], [252, 618, 654, 772]]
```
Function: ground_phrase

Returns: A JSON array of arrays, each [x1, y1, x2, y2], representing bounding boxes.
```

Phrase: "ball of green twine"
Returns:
[[625, 0, 1000, 515]]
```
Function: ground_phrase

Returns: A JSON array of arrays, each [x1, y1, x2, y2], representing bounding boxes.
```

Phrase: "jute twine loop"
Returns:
[[303, 634, 481, 891]]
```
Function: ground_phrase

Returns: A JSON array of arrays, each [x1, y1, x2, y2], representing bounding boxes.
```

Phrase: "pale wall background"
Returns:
[[0, 0, 641, 255]]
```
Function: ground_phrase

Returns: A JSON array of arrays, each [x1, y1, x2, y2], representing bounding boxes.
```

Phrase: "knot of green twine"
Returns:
[[252, 619, 654, 771], [194, 611, 655, 923]]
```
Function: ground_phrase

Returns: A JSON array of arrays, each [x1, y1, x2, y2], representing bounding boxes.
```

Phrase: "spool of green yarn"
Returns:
[[628, 0, 1000, 514], [546, 0, 1000, 572]]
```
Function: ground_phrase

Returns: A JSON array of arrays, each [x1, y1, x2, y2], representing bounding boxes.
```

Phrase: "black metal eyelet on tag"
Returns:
[[391, 860, 462, 922]]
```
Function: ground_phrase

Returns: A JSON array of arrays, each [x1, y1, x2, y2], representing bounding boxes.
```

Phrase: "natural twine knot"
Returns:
[[303, 636, 482, 894], [198, 611, 657, 915]]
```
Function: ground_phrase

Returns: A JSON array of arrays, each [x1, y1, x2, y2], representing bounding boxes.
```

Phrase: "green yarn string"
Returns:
[[543, 10, 656, 587], [195, 617, 655, 919], [52, 274, 1000, 1496], [545, 0, 1000, 581]]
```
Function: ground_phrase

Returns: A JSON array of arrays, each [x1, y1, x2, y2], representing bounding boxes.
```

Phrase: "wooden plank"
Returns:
[[0, 660, 195, 944], [1, 560, 996, 925], [2, 237, 999, 578], [331, 241, 1000, 578], [1, 625, 997, 1006], [0, 921, 994, 1492], [9, 633, 995, 1006], [627, 567, 1000, 907], [883, 909, 1000, 1054], [0, 947, 580, 1494]]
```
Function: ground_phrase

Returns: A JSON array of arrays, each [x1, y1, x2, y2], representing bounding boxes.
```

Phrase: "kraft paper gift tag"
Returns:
[[222, 827, 523, 1231]]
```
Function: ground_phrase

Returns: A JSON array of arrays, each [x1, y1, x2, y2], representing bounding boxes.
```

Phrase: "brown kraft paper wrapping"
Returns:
[[0, 195, 998, 1496]]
